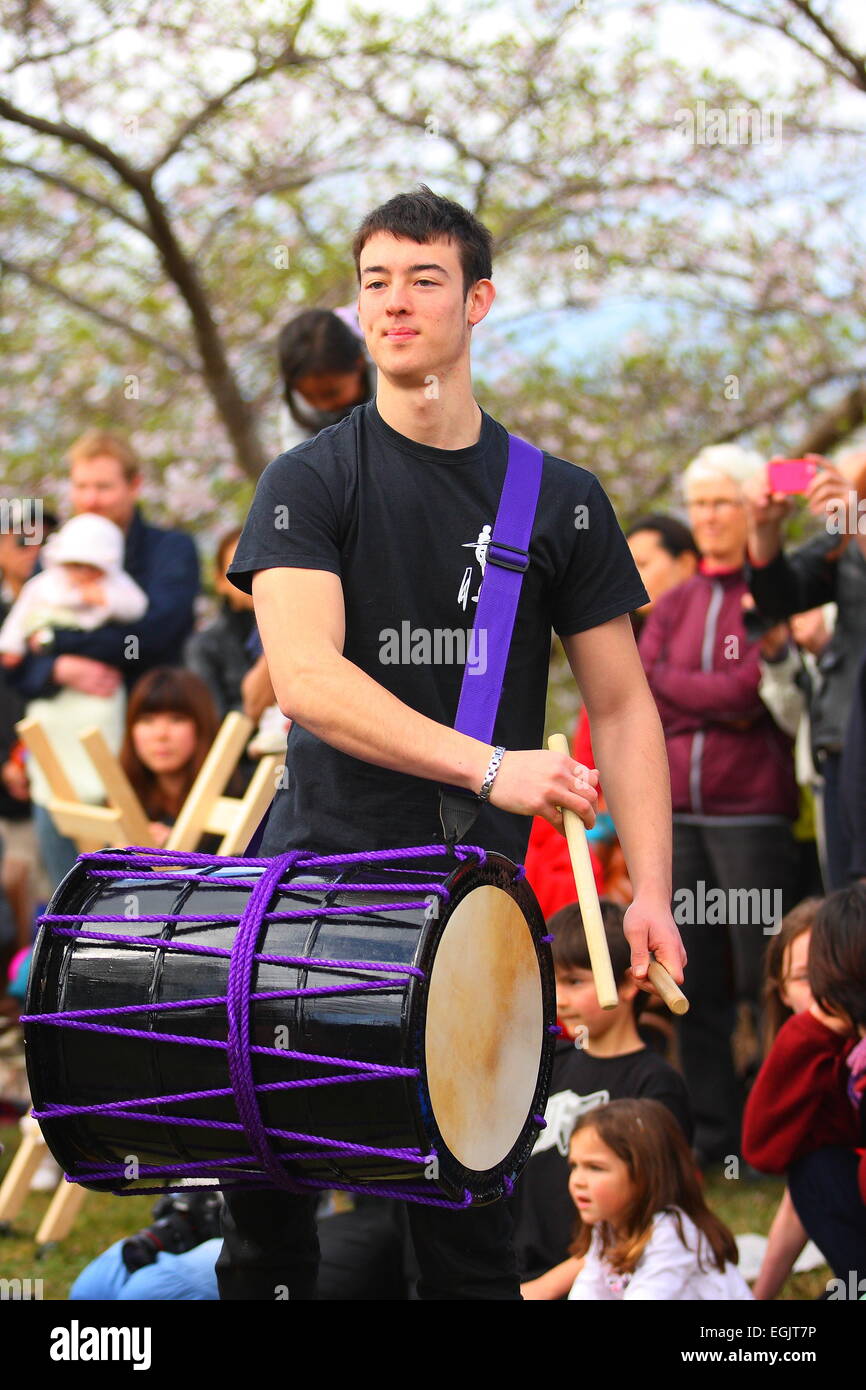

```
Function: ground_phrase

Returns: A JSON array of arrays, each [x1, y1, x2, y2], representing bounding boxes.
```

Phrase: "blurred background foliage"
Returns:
[[1, 0, 864, 549]]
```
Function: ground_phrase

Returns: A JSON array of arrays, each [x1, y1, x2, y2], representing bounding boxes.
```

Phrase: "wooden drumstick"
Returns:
[[548, 733, 618, 1010], [647, 960, 689, 1016], [547, 733, 689, 1016]]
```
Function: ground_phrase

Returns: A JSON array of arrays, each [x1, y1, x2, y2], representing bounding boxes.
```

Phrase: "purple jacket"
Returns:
[[639, 566, 798, 819]]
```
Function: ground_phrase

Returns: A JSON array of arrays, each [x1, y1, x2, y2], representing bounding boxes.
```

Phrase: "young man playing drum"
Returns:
[[223, 186, 686, 1300]]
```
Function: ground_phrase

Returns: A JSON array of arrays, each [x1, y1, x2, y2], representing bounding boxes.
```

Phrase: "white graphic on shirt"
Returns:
[[458, 524, 492, 610], [605, 1267, 632, 1295], [531, 1087, 610, 1157]]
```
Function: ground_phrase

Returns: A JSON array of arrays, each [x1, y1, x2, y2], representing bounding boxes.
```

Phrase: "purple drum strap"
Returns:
[[439, 435, 543, 843], [453, 435, 543, 744], [23, 842, 545, 1209]]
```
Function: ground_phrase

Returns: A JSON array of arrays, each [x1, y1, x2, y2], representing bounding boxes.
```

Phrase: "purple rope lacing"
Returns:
[[63, 1169, 474, 1208], [226, 850, 308, 1189], [23, 841, 524, 1209]]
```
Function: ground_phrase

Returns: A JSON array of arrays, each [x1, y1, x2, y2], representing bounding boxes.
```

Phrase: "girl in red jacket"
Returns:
[[743, 884, 866, 1295]]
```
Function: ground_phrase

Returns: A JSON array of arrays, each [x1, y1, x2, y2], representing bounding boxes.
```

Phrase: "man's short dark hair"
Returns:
[[352, 185, 493, 298], [626, 513, 699, 560]]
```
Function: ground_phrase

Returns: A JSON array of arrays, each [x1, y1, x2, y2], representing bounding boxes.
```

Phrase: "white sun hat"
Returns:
[[43, 512, 126, 573]]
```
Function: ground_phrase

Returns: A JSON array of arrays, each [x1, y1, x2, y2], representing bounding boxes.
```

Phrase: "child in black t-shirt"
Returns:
[[516, 899, 693, 1299]]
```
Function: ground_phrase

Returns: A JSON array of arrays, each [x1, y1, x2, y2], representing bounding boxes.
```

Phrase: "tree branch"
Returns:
[[797, 380, 866, 455], [704, 0, 864, 89], [145, 17, 481, 177], [146, 42, 314, 175], [0, 156, 150, 236], [0, 93, 148, 192], [712, 366, 866, 442], [0, 89, 269, 475], [492, 174, 694, 254], [5, 23, 131, 73], [788, 0, 866, 90], [0, 255, 197, 371], [325, 71, 493, 173]]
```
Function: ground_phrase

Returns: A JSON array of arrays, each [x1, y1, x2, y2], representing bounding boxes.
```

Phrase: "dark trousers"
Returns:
[[672, 820, 800, 1162], [788, 1147, 866, 1293], [817, 751, 852, 891], [216, 1186, 521, 1301], [313, 1202, 409, 1300]]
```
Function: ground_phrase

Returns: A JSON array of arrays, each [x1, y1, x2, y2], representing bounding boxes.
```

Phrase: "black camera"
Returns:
[[121, 1190, 223, 1272], [742, 604, 779, 641]]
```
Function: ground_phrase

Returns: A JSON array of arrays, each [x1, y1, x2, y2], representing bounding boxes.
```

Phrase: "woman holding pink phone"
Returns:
[[744, 449, 866, 888]]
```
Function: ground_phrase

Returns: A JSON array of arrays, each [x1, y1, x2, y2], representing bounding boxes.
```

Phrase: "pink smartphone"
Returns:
[[767, 458, 817, 494]]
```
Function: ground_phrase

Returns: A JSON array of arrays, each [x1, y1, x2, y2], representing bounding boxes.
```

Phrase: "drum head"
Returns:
[[424, 883, 544, 1173]]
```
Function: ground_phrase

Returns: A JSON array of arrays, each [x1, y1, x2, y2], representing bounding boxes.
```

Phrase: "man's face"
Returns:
[[356, 232, 493, 387], [69, 455, 140, 531]]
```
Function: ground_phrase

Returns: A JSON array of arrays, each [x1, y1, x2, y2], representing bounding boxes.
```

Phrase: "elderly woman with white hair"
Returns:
[[639, 444, 799, 1168]]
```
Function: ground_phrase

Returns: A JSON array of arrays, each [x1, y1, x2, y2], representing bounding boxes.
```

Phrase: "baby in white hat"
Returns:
[[0, 514, 149, 813], [0, 512, 147, 664]]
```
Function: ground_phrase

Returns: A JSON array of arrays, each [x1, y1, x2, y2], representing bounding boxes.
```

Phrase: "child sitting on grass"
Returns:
[[752, 898, 821, 1299], [567, 1098, 752, 1300], [743, 883, 866, 1295], [516, 899, 692, 1299]]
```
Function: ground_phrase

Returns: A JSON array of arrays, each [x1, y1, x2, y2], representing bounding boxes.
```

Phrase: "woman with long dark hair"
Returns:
[[120, 667, 220, 846]]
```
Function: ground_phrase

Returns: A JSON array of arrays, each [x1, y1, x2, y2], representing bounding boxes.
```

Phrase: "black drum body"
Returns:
[[24, 847, 556, 1206]]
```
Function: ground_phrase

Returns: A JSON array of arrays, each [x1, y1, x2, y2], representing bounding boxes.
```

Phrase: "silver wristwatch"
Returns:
[[478, 745, 506, 801]]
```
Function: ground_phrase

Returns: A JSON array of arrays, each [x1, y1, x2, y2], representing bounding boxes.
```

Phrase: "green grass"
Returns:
[[702, 1167, 829, 1300], [0, 1124, 828, 1300], [0, 1125, 154, 1298]]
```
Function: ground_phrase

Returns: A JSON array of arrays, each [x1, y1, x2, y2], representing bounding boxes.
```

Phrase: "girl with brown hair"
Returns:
[[567, 1098, 752, 1300], [120, 667, 219, 847], [752, 897, 822, 1299], [744, 884, 866, 1292], [762, 897, 822, 1052]]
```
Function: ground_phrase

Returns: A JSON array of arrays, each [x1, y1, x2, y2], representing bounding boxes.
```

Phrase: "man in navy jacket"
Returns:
[[10, 429, 199, 881]]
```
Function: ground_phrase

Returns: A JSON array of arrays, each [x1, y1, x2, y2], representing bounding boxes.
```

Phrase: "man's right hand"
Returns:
[[53, 654, 122, 696], [488, 748, 599, 832]]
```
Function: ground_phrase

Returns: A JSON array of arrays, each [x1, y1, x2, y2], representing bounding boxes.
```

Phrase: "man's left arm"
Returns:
[[562, 615, 685, 984]]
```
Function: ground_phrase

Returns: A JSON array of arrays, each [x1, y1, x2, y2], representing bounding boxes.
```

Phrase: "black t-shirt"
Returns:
[[229, 400, 647, 860], [510, 1041, 694, 1282]]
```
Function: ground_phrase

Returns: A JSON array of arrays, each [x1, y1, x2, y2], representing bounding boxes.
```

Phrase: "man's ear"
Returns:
[[467, 278, 495, 329]]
